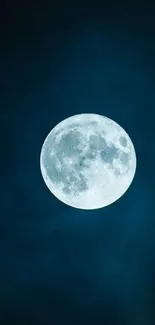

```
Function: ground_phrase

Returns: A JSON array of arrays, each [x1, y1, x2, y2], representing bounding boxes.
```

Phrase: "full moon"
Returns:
[[40, 114, 136, 209]]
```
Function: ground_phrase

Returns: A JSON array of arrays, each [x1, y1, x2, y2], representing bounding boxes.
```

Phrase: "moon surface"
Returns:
[[40, 114, 136, 209]]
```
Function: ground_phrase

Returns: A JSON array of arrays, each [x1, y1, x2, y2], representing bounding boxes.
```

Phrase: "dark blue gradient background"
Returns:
[[2, 1, 155, 324]]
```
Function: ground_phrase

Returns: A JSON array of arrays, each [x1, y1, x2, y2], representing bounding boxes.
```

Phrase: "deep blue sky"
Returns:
[[2, 1, 155, 324]]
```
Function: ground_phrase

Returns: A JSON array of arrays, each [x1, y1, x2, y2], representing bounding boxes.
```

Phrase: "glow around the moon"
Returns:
[[40, 114, 136, 209]]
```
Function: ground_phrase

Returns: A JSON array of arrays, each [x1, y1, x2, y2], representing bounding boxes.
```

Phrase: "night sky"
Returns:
[[2, 1, 155, 324]]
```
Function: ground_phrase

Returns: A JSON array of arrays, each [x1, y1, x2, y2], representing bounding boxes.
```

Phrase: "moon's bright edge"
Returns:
[[40, 114, 136, 209]]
